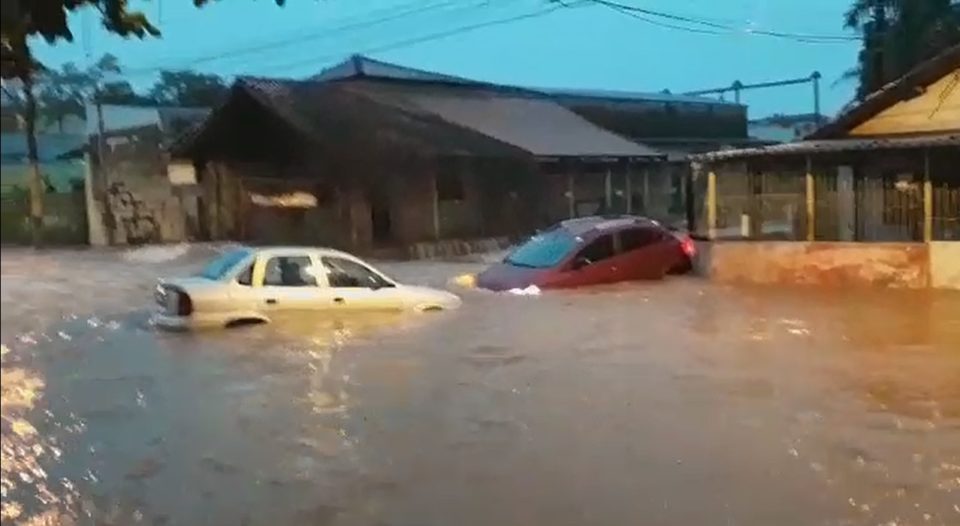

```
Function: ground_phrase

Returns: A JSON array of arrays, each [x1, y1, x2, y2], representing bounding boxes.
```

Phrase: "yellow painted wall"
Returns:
[[850, 69, 960, 136]]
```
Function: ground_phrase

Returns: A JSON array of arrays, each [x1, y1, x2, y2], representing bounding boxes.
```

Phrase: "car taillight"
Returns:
[[177, 291, 193, 316], [680, 236, 696, 257]]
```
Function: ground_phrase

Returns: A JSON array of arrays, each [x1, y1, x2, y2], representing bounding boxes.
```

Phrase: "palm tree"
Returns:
[[845, 0, 959, 98]]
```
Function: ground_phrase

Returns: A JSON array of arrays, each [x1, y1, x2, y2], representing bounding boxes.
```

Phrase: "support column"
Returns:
[[642, 168, 651, 216], [923, 148, 933, 243], [805, 156, 816, 242], [431, 170, 441, 240], [707, 169, 718, 240], [604, 168, 613, 211], [566, 171, 576, 218], [625, 167, 633, 214]]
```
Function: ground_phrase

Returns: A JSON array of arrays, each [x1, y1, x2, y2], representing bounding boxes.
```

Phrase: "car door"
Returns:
[[319, 256, 405, 311], [616, 226, 672, 280], [546, 233, 619, 288], [254, 252, 336, 312]]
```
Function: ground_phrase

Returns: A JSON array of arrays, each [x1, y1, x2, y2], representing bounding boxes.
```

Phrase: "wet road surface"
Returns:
[[2, 245, 959, 526]]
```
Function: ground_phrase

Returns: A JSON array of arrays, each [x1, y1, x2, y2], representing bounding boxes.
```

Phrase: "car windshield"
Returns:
[[505, 228, 578, 269], [198, 249, 251, 280]]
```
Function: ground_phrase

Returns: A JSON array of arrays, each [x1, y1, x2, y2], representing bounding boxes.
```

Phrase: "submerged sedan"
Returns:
[[154, 246, 461, 330], [475, 216, 696, 291]]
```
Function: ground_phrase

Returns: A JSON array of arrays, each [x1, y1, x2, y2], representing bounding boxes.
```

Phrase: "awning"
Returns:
[[692, 133, 960, 162]]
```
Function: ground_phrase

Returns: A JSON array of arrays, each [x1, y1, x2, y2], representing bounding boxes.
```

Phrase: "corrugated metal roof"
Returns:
[[348, 82, 663, 158], [229, 77, 527, 158], [692, 133, 960, 162], [312, 55, 737, 107], [312, 54, 481, 85]]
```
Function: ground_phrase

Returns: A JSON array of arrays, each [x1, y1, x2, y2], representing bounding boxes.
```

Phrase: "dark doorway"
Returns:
[[368, 189, 392, 244]]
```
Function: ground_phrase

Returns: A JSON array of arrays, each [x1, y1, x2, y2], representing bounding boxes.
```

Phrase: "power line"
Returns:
[[258, 2, 579, 76], [581, 0, 860, 43], [125, 0, 474, 75]]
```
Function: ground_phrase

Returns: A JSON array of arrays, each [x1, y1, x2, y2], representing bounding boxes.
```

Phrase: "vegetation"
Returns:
[[845, 0, 960, 99]]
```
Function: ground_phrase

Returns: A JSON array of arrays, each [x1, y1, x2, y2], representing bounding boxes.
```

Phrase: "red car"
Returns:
[[476, 216, 696, 291]]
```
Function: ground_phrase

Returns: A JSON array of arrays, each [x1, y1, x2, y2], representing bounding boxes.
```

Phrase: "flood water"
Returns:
[[2, 245, 959, 526]]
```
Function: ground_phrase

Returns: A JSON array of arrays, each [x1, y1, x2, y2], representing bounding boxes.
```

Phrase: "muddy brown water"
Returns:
[[2, 246, 959, 526]]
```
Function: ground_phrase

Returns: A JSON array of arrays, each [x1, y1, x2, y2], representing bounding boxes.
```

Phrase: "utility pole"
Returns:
[[94, 87, 116, 245], [812, 71, 822, 125], [23, 73, 44, 248]]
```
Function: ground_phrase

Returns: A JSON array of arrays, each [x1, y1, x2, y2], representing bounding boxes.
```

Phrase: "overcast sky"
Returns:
[[32, 0, 863, 118]]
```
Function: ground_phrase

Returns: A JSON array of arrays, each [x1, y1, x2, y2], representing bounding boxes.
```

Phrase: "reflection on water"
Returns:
[[1, 247, 959, 525]]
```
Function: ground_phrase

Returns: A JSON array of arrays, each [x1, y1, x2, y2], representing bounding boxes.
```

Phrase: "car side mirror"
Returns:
[[368, 279, 383, 291], [571, 256, 591, 271]]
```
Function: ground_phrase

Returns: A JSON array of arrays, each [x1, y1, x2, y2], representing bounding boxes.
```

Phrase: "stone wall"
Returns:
[[90, 127, 191, 245], [696, 241, 960, 290]]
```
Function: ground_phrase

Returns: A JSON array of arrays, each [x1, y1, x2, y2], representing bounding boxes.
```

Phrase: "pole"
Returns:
[[812, 71, 822, 125], [432, 170, 441, 240], [95, 94, 116, 245], [923, 149, 933, 243], [707, 170, 718, 240], [604, 169, 613, 211], [625, 165, 633, 214], [567, 171, 576, 218], [733, 80, 743, 105], [23, 73, 44, 248], [805, 156, 816, 242]]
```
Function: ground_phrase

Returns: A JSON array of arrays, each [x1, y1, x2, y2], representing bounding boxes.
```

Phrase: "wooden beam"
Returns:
[[431, 169, 441, 241], [642, 169, 651, 216], [707, 170, 718, 240], [923, 148, 933, 243], [604, 169, 613, 210], [625, 167, 633, 214], [805, 156, 815, 242]]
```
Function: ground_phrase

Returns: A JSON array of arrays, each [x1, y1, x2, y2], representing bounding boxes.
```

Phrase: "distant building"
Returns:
[[748, 113, 821, 144], [85, 103, 210, 245], [173, 55, 756, 252]]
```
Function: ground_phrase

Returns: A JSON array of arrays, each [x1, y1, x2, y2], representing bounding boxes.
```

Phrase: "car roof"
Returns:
[[558, 215, 661, 236], [232, 245, 362, 260]]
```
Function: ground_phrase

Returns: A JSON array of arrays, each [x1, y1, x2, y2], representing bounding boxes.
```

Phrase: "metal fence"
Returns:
[[699, 149, 960, 242]]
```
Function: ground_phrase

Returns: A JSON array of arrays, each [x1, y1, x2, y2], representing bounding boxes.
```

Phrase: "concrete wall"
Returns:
[[697, 241, 960, 290], [930, 242, 960, 290]]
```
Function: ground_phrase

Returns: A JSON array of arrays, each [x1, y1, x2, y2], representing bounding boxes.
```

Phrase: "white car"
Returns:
[[153, 246, 462, 330]]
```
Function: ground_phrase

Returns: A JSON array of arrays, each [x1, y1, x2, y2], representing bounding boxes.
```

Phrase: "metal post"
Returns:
[[567, 171, 576, 218], [733, 80, 743, 105], [812, 71, 822, 125], [923, 149, 933, 243], [707, 170, 718, 240], [805, 156, 816, 241], [95, 95, 116, 245]]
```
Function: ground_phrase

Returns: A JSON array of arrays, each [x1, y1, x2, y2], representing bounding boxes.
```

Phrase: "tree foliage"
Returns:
[[845, 0, 960, 99], [149, 70, 229, 107]]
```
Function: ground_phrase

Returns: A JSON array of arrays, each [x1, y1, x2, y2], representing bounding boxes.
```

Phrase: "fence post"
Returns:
[[923, 148, 933, 242], [805, 156, 815, 241], [567, 171, 576, 218], [604, 168, 613, 210], [707, 169, 718, 240]]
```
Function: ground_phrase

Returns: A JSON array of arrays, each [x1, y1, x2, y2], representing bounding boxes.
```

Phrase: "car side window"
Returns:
[[576, 234, 616, 264], [322, 257, 393, 289], [620, 228, 663, 253], [263, 256, 317, 287], [236, 263, 253, 286]]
